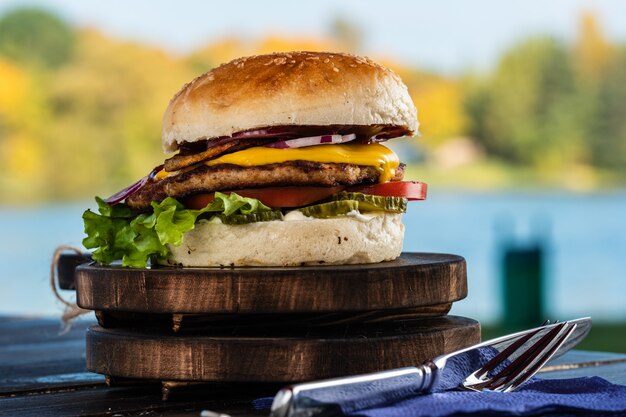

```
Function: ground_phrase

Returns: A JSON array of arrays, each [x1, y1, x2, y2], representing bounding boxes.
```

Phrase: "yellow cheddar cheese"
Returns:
[[205, 143, 399, 183]]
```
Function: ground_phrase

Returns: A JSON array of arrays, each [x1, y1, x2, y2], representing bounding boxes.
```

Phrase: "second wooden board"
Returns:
[[86, 315, 480, 382]]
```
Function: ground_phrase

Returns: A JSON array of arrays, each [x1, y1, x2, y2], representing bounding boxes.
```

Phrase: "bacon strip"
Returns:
[[164, 138, 275, 172]]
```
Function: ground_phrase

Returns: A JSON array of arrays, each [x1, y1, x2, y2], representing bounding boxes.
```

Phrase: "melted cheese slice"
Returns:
[[205, 143, 399, 183]]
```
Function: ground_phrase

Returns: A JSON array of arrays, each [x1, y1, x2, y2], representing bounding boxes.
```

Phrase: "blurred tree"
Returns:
[[408, 73, 467, 145], [0, 58, 28, 124], [40, 30, 194, 200], [464, 77, 490, 150], [574, 12, 613, 86], [0, 58, 49, 200], [570, 13, 625, 171], [0, 8, 75, 69], [329, 16, 363, 52], [466, 37, 582, 168], [186, 38, 247, 74], [587, 47, 626, 170], [187, 36, 341, 76], [257, 36, 337, 55], [375, 61, 467, 146]]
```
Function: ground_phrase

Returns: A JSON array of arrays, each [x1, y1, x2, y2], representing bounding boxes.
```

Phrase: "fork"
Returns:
[[460, 321, 576, 392], [270, 318, 591, 417]]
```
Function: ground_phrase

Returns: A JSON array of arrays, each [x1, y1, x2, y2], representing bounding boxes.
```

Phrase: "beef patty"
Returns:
[[126, 161, 406, 211]]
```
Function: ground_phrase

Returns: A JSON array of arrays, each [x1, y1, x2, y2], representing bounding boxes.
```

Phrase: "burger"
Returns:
[[82, 51, 427, 267]]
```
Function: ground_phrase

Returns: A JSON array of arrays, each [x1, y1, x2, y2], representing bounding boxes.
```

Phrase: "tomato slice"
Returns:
[[183, 186, 345, 209], [182, 181, 427, 209], [347, 181, 427, 200]]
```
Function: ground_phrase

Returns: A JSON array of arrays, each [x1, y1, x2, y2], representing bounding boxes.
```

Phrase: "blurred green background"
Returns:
[[1, 7, 625, 201], [0, 1, 625, 351]]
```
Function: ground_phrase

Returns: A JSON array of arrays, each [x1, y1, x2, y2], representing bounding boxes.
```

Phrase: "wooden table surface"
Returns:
[[1, 316, 625, 417]]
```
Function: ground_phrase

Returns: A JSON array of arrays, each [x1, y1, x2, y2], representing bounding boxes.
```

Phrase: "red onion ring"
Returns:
[[266, 134, 357, 149], [183, 125, 411, 152], [104, 165, 164, 205]]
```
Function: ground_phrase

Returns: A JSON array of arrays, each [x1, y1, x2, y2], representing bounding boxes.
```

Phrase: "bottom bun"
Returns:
[[165, 213, 404, 267]]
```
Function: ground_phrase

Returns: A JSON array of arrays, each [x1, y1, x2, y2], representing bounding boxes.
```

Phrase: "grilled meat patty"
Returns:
[[126, 161, 406, 211]]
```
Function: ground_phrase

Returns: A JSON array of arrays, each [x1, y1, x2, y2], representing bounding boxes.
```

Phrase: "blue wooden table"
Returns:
[[1, 316, 625, 416]]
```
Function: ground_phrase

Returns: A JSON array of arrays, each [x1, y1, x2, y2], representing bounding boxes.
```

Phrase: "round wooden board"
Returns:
[[76, 252, 467, 314], [86, 315, 480, 382]]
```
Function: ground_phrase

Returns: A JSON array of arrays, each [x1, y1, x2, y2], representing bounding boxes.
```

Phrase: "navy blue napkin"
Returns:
[[253, 376, 626, 416], [253, 354, 626, 417]]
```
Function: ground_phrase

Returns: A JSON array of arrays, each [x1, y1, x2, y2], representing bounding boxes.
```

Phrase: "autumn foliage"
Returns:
[[0, 9, 624, 202]]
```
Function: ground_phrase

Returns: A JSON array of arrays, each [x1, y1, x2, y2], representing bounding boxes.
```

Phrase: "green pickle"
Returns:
[[218, 210, 283, 225], [218, 192, 407, 222], [298, 200, 360, 218], [332, 192, 407, 213], [298, 192, 406, 219]]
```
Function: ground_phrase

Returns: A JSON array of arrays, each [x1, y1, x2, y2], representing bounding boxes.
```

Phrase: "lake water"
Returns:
[[1, 190, 625, 324]]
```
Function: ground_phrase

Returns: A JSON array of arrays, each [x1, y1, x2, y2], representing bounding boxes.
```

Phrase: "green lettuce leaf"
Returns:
[[82, 193, 273, 268]]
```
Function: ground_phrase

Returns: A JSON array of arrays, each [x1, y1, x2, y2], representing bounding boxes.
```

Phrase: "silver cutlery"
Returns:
[[270, 317, 592, 417]]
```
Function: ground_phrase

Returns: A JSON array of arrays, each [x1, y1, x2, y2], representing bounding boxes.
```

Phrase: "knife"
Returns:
[[270, 317, 592, 417]]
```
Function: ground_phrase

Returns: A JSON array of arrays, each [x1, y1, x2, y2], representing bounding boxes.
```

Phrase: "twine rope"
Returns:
[[50, 245, 91, 331]]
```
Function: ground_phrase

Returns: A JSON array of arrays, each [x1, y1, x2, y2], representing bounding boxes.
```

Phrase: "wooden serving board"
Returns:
[[86, 315, 480, 382], [76, 252, 467, 314]]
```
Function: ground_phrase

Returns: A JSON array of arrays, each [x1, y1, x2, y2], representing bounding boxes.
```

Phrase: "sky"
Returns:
[[1, 0, 626, 72]]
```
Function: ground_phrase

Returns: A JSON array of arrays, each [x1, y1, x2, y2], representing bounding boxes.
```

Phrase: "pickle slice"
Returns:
[[332, 192, 407, 213], [218, 210, 283, 225], [298, 200, 360, 219]]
